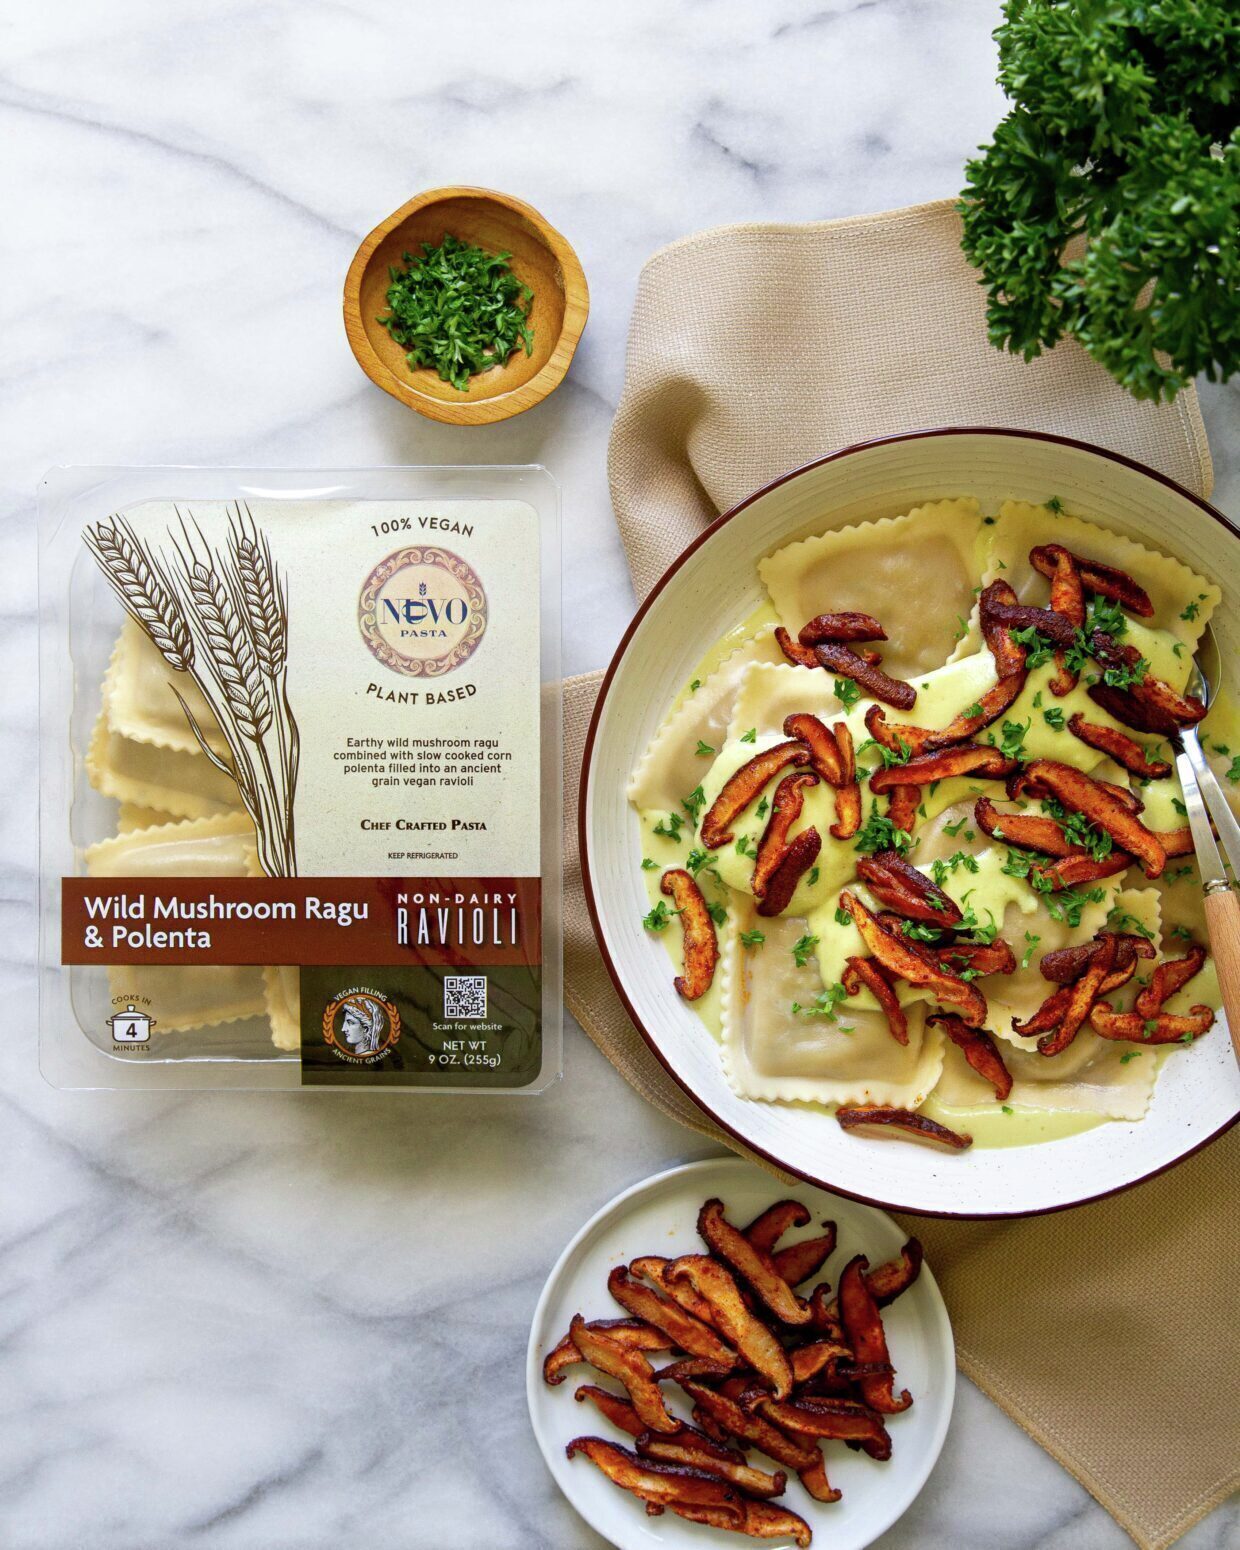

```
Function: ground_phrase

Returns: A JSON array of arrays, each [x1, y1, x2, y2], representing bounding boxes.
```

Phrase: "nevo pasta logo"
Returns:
[[359, 546, 487, 677]]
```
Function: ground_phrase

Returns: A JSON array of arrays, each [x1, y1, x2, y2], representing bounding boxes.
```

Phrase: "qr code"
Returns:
[[444, 975, 487, 1020]]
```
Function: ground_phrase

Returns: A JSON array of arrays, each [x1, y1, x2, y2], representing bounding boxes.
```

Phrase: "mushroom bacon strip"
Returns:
[[840, 890, 989, 1025], [772, 1230, 837, 1289], [837, 1254, 912, 1414], [565, 1436, 744, 1517], [1088, 635, 1207, 733], [1029, 543, 1155, 617], [930, 938, 1017, 977], [866, 1238, 924, 1306], [635, 1434, 789, 1501], [1013, 956, 1142, 1038], [974, 796, 1080, 857], [836, 1104, 973, 1150], [667, 1498, 813, 1546], [1008, 767, 1145, 811], [843, 954, 910, 1045], [782, 712, 862, 838], [886, 783, 920, 833], [1067, 713, 1172, 779], [679, 1380, 818, 1472], [568, 1316, 681, 1433], [1020, 759, 1167, 877], [1135, 944, 1208, 1018], [868, 744, 1017, 793], [742, 1199, 810, 1253], [774, 626, 822, 670], [661, 870, 719, 1002], [756, 827, 822, 918], [670, 1256, 795, 1398], [830, 720, 862, 839], [857, 849, 963, 925], [605, 1266, 737, 1365], [811, 640, 917, 709], [543, 1318, 668, 1385], [863, 673, 1026, 757], [928, 1013, 1013, 1100], [1040, 933, 1155, 985], [755, 1395, 891, 1453], [699, 740, 810, 848], [1032, 852, 1136, 891], [980, 592, 1078, 646], [798, 610, 887, 644], [980, 579, 1031, 678], [629, 1256, 725, 1325], [751, 772, 818, 901], [1035, 931, 1119, 1057], [1047, 547, 1086, 695], [696, 1198, 811, 1325], [1090, 1003, 1216, 1043]]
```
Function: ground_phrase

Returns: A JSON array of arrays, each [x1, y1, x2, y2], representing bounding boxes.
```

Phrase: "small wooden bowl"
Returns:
[[343, 186, 589, 426]]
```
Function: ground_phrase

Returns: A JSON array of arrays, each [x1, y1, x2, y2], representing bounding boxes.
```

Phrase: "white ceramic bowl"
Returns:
[[581, 428, 1240, 1217]]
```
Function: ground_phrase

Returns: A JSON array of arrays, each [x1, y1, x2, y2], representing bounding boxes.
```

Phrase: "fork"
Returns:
[[1170, 626, 1240, 1058]]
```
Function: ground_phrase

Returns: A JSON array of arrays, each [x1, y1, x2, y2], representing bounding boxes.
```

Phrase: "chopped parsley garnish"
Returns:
[[654, 813, 684, 842], [1172, 797, 1188, 816], [1021, 931, 1041, 970], [1044, 496, 1064, 514], [1001, 1104, 1015, 1114], [1170, 923, 1193, 941], [943, 816, 971, 838], [1227, 757, 1240, 785], [756, 795, 770, 819], [695, 740, 715, 757], [1180, 601, 1200, 622], [689, 678, 702, 693], [962, 702, 984, 720], [808, 865, 820, 887], [953, 615, 970, 642], [1106, 905, 1155, 941], [682, 786, 706, 819], [853, 805, 912, 856], [740, 728, 757, 744], [1032, 690, 1044, 709], [930, 850, 979, 886], [685, 847, 714, 875], [834, 905, 851, 927], [998, 718, 1030, 760], [1041, 795, 1112, 862], [858, 735, 912, 769], [641, 857, 657, 870], [901, 919, 945, 942], [983, 515, 997, 525], [833, 677, 862, 710], [791, 933, 819, 967], [1167, 864, 1195, 884], [643, 900, 676, 932], [1042, 706, 1065, 731], [735, 835, 758, 860], [1142, 1018, 1158, 1039], [378, 234, 534, 390], [1045, 884, 1106, 927], [706, 900, 727, 926], [739, 929, 765, 950], [1120, 1051, 1142, 1064], [791, 982, 850, 1021]]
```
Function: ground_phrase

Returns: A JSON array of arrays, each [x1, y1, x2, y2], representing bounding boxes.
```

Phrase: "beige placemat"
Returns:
[[563, 200, 1239, 1550]]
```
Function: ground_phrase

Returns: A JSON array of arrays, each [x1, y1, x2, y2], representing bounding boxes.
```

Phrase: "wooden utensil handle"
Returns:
[[1203, 886, 1240, 1062]]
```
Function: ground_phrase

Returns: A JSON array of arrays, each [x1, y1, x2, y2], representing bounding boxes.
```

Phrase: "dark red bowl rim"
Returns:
[[578, 424, 1240, 1220]]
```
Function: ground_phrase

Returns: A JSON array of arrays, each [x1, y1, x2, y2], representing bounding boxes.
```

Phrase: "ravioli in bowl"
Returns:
[[585, 434, 1240, 1213]]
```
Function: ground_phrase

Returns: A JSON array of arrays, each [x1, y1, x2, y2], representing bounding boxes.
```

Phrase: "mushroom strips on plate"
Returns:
[[552, 1194, 926, 1541]]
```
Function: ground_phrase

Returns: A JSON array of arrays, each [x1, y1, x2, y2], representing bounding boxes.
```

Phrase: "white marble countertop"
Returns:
[[3, 2, 1237, 1546]]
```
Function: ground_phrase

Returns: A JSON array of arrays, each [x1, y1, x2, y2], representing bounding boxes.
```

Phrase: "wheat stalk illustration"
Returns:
[[85, 505, 300, 878]]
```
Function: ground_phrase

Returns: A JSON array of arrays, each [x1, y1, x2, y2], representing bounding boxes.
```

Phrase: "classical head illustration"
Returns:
[[338, 994, 388, 1054]]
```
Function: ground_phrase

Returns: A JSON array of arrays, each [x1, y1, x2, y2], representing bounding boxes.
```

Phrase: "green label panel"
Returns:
[[299, 964, 541, 1087]]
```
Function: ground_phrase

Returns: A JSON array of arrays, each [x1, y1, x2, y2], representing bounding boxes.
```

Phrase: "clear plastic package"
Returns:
[[39, 465, 562, 1092]]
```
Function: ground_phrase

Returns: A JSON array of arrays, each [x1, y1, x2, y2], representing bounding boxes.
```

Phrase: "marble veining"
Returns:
[[2, 1, 1238, 1545]]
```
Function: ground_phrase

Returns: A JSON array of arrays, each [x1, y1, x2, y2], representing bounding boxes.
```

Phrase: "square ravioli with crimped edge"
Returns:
[[759, 498, 987, 680], [720, 904, 945, 1107]]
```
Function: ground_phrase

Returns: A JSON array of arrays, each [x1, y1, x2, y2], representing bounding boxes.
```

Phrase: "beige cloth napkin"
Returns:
[[563, 200, 1238, 1550]]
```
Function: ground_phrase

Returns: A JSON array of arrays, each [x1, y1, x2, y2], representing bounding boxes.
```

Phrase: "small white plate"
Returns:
[[527, 1156, 955, 1550]]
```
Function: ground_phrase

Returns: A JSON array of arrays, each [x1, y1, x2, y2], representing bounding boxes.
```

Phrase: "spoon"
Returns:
[[1170, 625, 1240, 1059]]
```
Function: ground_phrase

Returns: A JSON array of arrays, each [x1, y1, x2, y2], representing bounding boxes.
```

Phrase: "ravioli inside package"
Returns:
[[39, 467, 563, 1091]]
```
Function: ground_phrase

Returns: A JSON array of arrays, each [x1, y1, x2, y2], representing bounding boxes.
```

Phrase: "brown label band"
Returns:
[[62, 876, 541, 966]]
